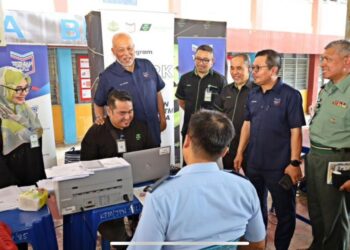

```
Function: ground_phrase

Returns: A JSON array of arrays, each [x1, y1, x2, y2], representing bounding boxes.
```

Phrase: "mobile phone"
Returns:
[[278, 174, 293, 190]]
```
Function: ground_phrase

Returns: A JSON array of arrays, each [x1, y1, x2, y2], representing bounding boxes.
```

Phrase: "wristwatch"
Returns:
[[290, 160, 302, 167]]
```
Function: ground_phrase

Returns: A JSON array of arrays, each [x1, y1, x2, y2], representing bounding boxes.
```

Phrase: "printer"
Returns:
[[53, 157, 133, 215]]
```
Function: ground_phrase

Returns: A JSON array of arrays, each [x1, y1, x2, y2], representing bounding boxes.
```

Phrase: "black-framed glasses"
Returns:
[[194, 57, 211, 64], [0, 85, 32, 94], [250, 65, 269, 72]]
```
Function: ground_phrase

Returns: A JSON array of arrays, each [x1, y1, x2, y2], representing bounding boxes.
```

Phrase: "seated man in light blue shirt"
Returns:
[[129, 110, 266, 250]]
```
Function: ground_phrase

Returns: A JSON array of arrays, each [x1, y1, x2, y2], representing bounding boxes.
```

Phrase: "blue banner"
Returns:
[[0, 45, 50, 100], [178, 37, 226, 77], [0, 45, 57, 167]]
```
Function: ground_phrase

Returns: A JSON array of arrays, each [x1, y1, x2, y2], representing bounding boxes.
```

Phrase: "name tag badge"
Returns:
[[116, 139, 127, 153], [30, 134, 39, 148], [204, 88, 212, 102]]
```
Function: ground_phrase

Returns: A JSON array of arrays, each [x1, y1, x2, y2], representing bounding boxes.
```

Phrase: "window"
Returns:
[[48, 48, 60, 104], [279, 54, 309, 90]]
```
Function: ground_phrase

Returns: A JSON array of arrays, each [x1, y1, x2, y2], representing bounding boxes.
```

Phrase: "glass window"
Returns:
[[279, 54, 309, 90], [48, 48, 60, 104]]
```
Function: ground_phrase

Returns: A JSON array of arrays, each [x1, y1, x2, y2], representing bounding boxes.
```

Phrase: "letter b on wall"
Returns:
[[60, 19, 80, 40]]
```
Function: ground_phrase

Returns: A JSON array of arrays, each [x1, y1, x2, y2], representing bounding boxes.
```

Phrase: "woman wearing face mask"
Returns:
[[0, 66, 46, 189]]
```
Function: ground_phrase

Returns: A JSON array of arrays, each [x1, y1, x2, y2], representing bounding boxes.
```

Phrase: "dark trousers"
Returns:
[[306, 148, 350, 250], [246, 167, 296, 250]]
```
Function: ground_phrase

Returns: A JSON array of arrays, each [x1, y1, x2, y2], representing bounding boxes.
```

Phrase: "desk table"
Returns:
[[63, 197, 142, 250], [0, 205, 58, 250]]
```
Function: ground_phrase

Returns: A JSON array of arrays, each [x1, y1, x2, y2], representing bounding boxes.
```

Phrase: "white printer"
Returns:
[[53, 157, 133, 215]]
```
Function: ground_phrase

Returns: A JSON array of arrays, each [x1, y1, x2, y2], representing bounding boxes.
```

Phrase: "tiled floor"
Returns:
[[47, 144, 313, 250]]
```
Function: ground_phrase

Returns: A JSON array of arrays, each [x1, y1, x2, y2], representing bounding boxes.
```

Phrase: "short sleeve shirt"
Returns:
[[245, 78, 306, 170], [175, 69, 227, 135], [80, 117, 157, 161], [94, 58, 165, 145], [129, 163, 265, 250], [310, 75, 350, 148]]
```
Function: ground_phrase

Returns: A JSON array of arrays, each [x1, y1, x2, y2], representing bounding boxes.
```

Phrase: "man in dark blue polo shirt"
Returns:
[[234, 49, 305, 250], [94, 32, 166, 146], [175, 45, 227, 165]]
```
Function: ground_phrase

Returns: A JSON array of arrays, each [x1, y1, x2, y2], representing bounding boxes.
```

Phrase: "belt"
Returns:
[[310, 142, 350, 152]]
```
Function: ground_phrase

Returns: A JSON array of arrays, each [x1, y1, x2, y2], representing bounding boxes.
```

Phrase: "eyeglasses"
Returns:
[[0, 85, 32, 94], [194, 57, 211, 64], [250, 65, 269, 72]]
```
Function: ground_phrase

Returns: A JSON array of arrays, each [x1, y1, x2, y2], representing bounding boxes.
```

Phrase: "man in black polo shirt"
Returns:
[[81, 90, 156, 160], [81, 90, 157, 248], [176, 45, 227, 165], [214, 53, 255, 171]]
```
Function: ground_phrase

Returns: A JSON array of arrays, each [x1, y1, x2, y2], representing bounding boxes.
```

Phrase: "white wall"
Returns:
[[2, 0, 347, 37], [2, 0, 55, 12], [68, 0, 169, 16], [319, 0, 347, 35], [178, 0, 252, 29], [261, 0, 313, 33]]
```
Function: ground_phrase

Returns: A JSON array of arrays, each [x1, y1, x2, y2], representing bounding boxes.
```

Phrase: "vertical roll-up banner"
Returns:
[[0, 0, 5, 47], [101, 10, 175, 163], [178, 37, 226, 77], [0, 45, 57, 167]]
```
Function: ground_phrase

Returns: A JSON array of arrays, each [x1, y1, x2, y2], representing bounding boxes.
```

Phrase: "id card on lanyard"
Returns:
[[116, 134, 127, 153], [204, 87, 212, 102], [30, 133, 40, 148]]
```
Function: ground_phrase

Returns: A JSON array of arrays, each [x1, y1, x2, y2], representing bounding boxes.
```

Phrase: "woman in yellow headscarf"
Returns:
[[0, 66, 46, 188]]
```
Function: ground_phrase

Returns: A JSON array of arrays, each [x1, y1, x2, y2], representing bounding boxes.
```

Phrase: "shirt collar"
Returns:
[[175, 162, 220, 177], [113, 59, 138, 73], [258, 77, 283, 94], [193, 68, 214, 77], [326, 74, 350, 93], [233, 79, 255, 90]]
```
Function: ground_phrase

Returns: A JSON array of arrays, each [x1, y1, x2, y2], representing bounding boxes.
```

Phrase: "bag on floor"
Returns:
[[64, 147, 81, 164]]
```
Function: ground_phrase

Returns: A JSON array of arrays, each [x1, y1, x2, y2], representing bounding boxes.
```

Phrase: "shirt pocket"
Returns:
[[183, 83, 194, 98], [321, 101, 350, 131]]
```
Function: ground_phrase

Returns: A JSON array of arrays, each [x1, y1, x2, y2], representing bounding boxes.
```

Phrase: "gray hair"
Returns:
[[325, 40, 350, 56], [231, 53, 251, 66]]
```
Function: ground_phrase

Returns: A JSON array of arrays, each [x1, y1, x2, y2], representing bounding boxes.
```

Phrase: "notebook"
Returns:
[[123, 146, 171, 184]]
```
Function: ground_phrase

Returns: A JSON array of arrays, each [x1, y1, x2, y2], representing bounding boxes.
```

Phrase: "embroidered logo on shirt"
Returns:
[[120, 82, 129, 86], [273, 98, 281, 106], [143, 72, 149, 78], [332, 100, 347, 109], [251, 100, 257, 103], [136, 133, 142, 141]]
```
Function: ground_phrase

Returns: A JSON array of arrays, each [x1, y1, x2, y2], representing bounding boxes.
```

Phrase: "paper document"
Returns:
[[0, 186, 21, 212], [326, 161, 350, 184], [36, 179, 54, 193], [133, 186, 148, 205], [45, 162, 92, 180], [99, 157, 130, 169]]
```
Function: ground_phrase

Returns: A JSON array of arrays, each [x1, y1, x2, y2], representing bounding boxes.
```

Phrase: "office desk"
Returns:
[[0, 206, 58, 250], [63, 197, 142, 250]]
